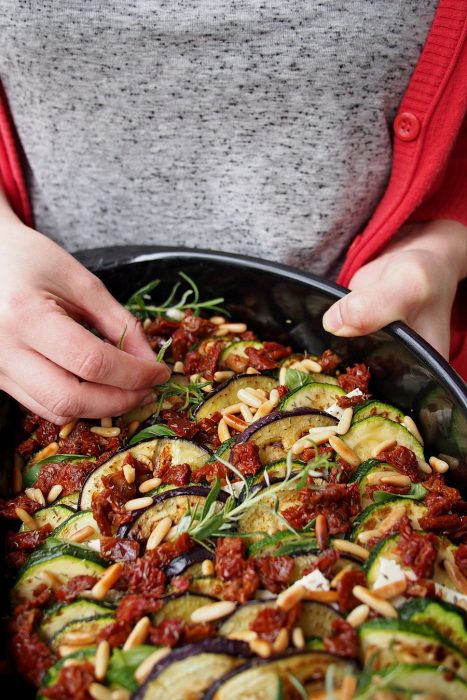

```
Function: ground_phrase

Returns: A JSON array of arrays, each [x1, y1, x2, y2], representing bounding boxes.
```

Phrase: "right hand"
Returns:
[[0, 220, 170, 424]]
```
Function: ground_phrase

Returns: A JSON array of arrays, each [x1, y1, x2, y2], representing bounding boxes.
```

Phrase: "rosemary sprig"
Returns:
[[153, 376, 211, 418]]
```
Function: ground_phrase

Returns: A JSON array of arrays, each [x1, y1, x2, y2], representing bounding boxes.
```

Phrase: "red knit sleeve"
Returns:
[[408, 115, 467, 227]]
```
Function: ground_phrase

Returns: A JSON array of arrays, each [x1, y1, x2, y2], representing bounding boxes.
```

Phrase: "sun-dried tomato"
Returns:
[[10, 607, 57, 686], [16, 436, 39, 459], [376, 445, 420, 483], [55, 575, 99, 602], [319, 350, 341, 374], [324, 619, 359, 657], [146, 317, 180, 339], [191, 461, 230, 485], [161, 410, 198, 439], [6, 550, 29, 569], [34, 418, 59, 447], [116, 593, 163, 625], [239, 330, 257, 341], [197, 412, 222, 440], [276, 384, 289, 398], [41, 662, 95, 700], [171, 575, 191, 593], [252, 555, 294, 593], [215, 537, 247, 581], [222, 563, 259, 603], [454, 544, 467, 578], [338, 363, 371, 394], [424, 476, 463, 517], [305, 548, 340, 580], [418, 514, 467, 543], [0, 494, 42, 519], [405, 578, 436, 598], [149, 618, 185, 646], [125, 551, 166, 596], [397, 519, 438, 579], [364, 483, 410, 503], [183, 621, 216, 643], [161, 463, 192, 486], [36, 458, 97, 497], [100, 536, 140, 562], [98, 619, 131, 647], [282, 483, 359, 536], [250, 607, 287, 643], [245, 341, 292, 371], [7, 524, 52, 551], [170, 313, 216, 361], [184, 340, 223, 380], [337, 570, 367, 612], [230, 442, 262, 477], [61, 420, 121, 457], [337, 392, 370, 408], [92, 469, 136, 535]]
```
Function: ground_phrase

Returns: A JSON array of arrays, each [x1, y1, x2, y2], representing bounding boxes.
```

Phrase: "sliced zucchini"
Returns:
[[237, 486, 305, 541], [352, 400, 404, 424], [342, 416, 424, 461], [399, 598, 467, 656], [50, 614, 115, 651], [219, 341, 264, 366], [55, 491, 80, 509], [359, 618, 467, 680], [194, 374, 276, 422], [347, 458, 393, 508], [350, 498, 427, 541], [279, 382, 344, 412], [357, 663, 467, 699], [237, 409, 337, 465], [153, 593, 215, 625], [247, 531, 318, 557], [53, 509, 100, 540], [79, 438, 211, 510], [19, 504, 74, 532], [203, 651, 355, 699], [249, 459, 305, 487], [40, 599, 115, 643], [38, 647, 96, 696]]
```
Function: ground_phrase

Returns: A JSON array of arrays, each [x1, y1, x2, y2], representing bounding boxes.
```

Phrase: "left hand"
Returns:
[[322, 220, 467, 359]]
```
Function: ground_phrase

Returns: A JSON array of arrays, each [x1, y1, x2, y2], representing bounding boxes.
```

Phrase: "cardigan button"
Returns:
[[394, 111, 420, 142]]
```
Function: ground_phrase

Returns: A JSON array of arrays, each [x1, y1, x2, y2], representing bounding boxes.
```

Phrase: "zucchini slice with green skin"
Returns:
[[357, 663, 467, 699], [352, 400, 404, 424], [50, 614, 115, 651], [132, 639, 251, 700], [236, 486, 304, 541], [347, 458, 393, 508], [194, 374, 276, 422], [55, 491, 80, 509], [153, 593, 216, 625], [53, 509, 100, 540], [38, 647, 96, 698], [19, 504, 74, 532], [249, 459, 305, 487], [12, 543, 107, 603], [358, 618, 467, 680], [350, 498, 427, 541], [236, 408, 337, 465], [203, 651, 355, 700], [118, 486, 228, 542], [342, 416, 424, 461], [79, 438, 211, 510], [40, 599, 115, 643], [399, 598, 467, 657], [279, 382, 344, 412], [219, 341, 264, 366]]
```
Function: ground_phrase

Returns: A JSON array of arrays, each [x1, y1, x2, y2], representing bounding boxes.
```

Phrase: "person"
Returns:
[[0, 1, 466, 424]]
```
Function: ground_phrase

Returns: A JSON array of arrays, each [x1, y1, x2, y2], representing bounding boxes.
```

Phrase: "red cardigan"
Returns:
[[0, 0, 466, 378]]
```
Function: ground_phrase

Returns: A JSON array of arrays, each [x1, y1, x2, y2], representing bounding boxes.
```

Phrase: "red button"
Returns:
[[394, 112, 420, 142]]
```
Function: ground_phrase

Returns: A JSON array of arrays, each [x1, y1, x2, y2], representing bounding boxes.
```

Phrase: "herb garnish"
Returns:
[[128, 423, 177, 446]]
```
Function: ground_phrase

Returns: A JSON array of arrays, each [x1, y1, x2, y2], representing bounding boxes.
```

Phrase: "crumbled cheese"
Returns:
[[325, 389, 363, 419], [86, 539, 101, 552], [293, 568, 330, 592], [435, 583, 467, 611], [165, 307, 185, 321], [372, 557, 415, 590]]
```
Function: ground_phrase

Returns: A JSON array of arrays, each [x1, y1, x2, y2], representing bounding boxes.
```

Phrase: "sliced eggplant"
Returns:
[[194, 374, 276, 422], [153, 593, 215, 625], [237, 486, 305, 540], [118, 486, 228, 542], [236, 408, 337, 464], [40, 599, 115, 643], [132, 639, 251, 700], [53, 509, 99, 540], [203, 651, 355, 699], [279, 382, 345, 412], [79, 438, 211, 510], [342, 416, 424, 461], [165, 547, 215, 578]]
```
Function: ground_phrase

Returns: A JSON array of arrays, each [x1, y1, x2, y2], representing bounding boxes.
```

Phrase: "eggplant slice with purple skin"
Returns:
[[202, 650, 356, 699], [235, 408, 337, 464], [131, 639, 252, 700], [79, 438, 212, 510], [165, 546, 215, 578], [118, 486, 229, 542], [193, 373, 277, 422]]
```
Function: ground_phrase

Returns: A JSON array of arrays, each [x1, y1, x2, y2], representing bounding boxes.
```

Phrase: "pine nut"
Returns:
[[352, 586, 398, 618], [139, 477, 162, 493], [246, 366, 261, 374], [69, 525, 97, 543], [143, 318, 152, 330], [378, 505, 407, 533], [13, 466, 23, 494], [373, 578, 407, 600], [127, 420, 140, 438], [336, 407, 353, 435], [366, 470, 397, 485], [272, 627, 289, 653], [123, 464, 136, 484], [91, 562, 124, 600], [201, 559, 215, 576], [59, 644, 91, 657], [221, 403, 243, 415], [217, 323, 247, 334], [25, 487, 46, 506], [190, 600, 236, 623], [444, 559, 467, 595], [276, 585, 304, 611], [173, 361, 185, 373], [402, 416, 424, 445], [137, 454, 154, 469], [89, 683, 113, 700], [279, 367, 287, 385], [300, 358, 322, 373], [249, 388, 268, 399], [268, 388, 280, 407], [329, 436, 360, 467], [209, 315, 227, 325], [31, 441, 59, 464], [223, 413, 249, 432], [330, 564, 354, 588], [94, 640, 110, 681], [333, 539, 369, 561], [146, 517, 173, 550], [201, 381, 213, 393], [301, 590, 339, 603], [341, 674, 358, 700], [112, 691, 132, 700], [239, 403, 255, 422], [123, 616, 151, 650], [47, 484, 63, 503], [346, 604, 370, 627], [292, 627, 305, 650], [380, 474, 411, 487], [213, 370, 234, 382], [217, 418, 231, 442], [101, 417, 113, 428], [357, 529, 382, 545], [315, 514, 329, 550], [227, 631, 258, 642], [124, 496, 153, 511], [90, 426, 121, 437], [371, 439, 397, 458], [134, 647, 171, 685], [62, 631, 96, 646], [237, 388, 263, 408], [38, 570, 62, 589], [429, 456, 449, 474], [15, 507, 38, 530], [59, 421, 77, 439], [417, 459, 432, 475], [253, 400, 275, 420], [249, 639, 272, 658]]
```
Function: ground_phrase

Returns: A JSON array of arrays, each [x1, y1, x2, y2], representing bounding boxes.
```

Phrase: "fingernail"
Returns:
[[155, 362, 171, 383], [322, 305, 343, 333]]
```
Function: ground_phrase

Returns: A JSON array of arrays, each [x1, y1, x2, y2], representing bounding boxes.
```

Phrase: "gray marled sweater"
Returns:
[[0, 1, 437, 277]]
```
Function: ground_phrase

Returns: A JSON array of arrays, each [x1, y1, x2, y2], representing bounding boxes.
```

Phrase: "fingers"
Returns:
[[0, 348, 156, 422], [322, 285, 408, 337], [21, 305, 169, 391]]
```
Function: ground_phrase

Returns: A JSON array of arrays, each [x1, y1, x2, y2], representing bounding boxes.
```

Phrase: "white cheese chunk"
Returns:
[[325, 388, 363, 419], [372, 557, 415, 590], [293, 568, 330, 592], [435, 583, 467, 611], [86, 539, 101, 552]]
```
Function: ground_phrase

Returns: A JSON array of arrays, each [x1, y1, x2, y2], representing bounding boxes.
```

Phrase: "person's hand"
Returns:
[[323, 220, 467, 358], [0, 220, 170, 424]]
